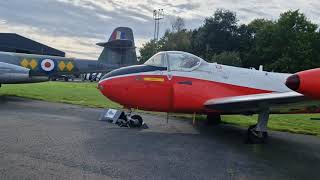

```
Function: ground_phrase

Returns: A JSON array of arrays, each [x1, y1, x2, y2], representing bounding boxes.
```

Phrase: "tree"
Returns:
[[171, 17, 185, 32], [246, 10, 320, 72], [139, 9, 320, 72], [270, 10, 319, 72], [241, 19, 276, 68], [211, 51, 242, 67], [139, 17, 192, 63], [138, 40, 158, 64], [158, 29, 192, 52], [192, 9, 240, 59]]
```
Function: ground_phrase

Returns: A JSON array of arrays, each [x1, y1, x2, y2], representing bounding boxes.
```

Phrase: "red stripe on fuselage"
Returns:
[[99, 75, 271, 113]]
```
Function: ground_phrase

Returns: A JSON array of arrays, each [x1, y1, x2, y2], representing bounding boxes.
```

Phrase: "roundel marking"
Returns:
[[41, 59, 55, 72]]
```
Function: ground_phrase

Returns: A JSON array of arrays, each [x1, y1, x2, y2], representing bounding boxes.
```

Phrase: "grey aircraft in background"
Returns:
[[0, 27, 137, 85]]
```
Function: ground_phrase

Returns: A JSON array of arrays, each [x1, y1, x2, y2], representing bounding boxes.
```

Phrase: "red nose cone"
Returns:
[[97, 82, 104, 91], [285, 74, 300, 91], [98, 80, 108, 96], [98, 79, 118, 101]]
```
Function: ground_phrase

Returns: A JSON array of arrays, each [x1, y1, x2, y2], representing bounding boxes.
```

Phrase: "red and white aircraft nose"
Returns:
[[286, 68, 320, 99], [98, 76, 125, 103], [97, 79, 109, 97]]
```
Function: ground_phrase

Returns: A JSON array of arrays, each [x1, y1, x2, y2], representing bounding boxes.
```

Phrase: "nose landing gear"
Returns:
[[99, 108, 145, 128], [118, 113, 143, 128]]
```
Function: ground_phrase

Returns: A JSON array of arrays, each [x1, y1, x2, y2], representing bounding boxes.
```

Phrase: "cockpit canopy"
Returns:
[[144, 51, 205, 71]]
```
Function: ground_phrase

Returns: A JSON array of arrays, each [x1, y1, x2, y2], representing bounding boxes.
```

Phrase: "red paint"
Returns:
[[99, 75, 270, 113], [45, 62, 51, 68], [111, 31, 117, 40], [293, 68, 320, 99]]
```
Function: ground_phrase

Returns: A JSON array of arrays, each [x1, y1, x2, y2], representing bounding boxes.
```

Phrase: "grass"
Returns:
[[0, 81, 121, 109], [1, 81, 320, 136], [209, 114, 320, 136]]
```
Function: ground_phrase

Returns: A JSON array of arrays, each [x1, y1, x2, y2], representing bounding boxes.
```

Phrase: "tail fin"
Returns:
[[96, 27, 137, 66]]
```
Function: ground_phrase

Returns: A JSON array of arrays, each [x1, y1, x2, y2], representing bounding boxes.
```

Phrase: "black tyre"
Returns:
[[206, 113, 221, 125], [245, 124, 268, 144], [129, 115, 143, 128]]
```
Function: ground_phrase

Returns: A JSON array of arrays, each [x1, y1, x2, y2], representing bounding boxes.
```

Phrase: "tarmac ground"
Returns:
[[0, 96, 319, 180]]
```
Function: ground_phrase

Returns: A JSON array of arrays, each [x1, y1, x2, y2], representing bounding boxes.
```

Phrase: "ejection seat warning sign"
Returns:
[[99, 108, 123, 123]]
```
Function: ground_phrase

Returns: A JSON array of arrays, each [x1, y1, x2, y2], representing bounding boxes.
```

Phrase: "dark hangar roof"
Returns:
[[0, 33, 65, 57]]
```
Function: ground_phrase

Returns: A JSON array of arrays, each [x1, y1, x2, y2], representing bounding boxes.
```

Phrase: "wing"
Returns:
[[204, 92, 320, 114]]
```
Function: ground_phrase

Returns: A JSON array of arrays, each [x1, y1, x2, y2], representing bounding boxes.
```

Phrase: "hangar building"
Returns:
[[0, 33, 65, 57]]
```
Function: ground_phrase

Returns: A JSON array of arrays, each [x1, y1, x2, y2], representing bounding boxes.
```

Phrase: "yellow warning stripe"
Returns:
[[143, 77, 164, 82]]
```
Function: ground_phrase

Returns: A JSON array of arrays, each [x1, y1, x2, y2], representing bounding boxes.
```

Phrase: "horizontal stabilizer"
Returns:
[[96, 40, 134, 49]]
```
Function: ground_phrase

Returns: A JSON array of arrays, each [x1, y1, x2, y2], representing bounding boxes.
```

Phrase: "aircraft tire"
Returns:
[[206, 113, 221, 125], [50, 77, 57, 81], [245, 124, 268, 144], [129, 115, 143, 128]]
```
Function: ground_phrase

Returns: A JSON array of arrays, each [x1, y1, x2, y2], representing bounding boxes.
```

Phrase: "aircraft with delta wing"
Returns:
[[98, 51, 320, 143]]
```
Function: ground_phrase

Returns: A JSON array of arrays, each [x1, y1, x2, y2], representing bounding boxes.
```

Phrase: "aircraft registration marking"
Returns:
[[143, 77, 164, 82]]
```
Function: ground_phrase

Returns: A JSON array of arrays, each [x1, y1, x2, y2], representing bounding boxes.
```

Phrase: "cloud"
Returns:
[[96, 14, 112, 20], [0, 22, 102, 59], [0, 0, 319, 59], [0, 19, 6, 25]]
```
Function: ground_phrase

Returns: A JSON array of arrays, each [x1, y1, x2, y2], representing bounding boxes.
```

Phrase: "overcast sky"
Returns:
[[0, 0, 319, 59]]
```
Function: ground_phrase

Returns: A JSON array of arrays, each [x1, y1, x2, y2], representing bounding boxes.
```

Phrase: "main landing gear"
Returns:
[[246, 107, 270, 144], [117, 110, 143, 128]]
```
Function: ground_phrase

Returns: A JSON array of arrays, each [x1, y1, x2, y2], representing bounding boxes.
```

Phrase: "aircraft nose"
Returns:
[[97, 82, 104, 91], [285, 74, 300, 91], [97, 79, 111, 101], [97, 79, 108, 93]]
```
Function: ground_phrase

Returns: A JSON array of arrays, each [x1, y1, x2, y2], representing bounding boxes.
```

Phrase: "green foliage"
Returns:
[[243, 10, 320, 72], [138, 40, 158, 64], [139, 9, 320, 73], [211, 51, 242, 67], [221, 114, 320, 136], [158, 29, 192, 51], [191, 9, 240, 59], [0, 82, 120, 108]]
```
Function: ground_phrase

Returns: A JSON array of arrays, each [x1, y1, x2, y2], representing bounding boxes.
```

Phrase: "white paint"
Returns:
[[99, 62, 292, 93], [40, 59, 55, 72]]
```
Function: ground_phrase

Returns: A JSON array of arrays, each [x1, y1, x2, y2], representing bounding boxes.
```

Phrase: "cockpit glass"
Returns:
[[168, 52, 201, 71], [144, 53, 167, 67]]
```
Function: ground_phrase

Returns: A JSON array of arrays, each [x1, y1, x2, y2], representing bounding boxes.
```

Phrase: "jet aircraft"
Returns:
[[98, 51, 320, 143], [0, 27, 137, 86]]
